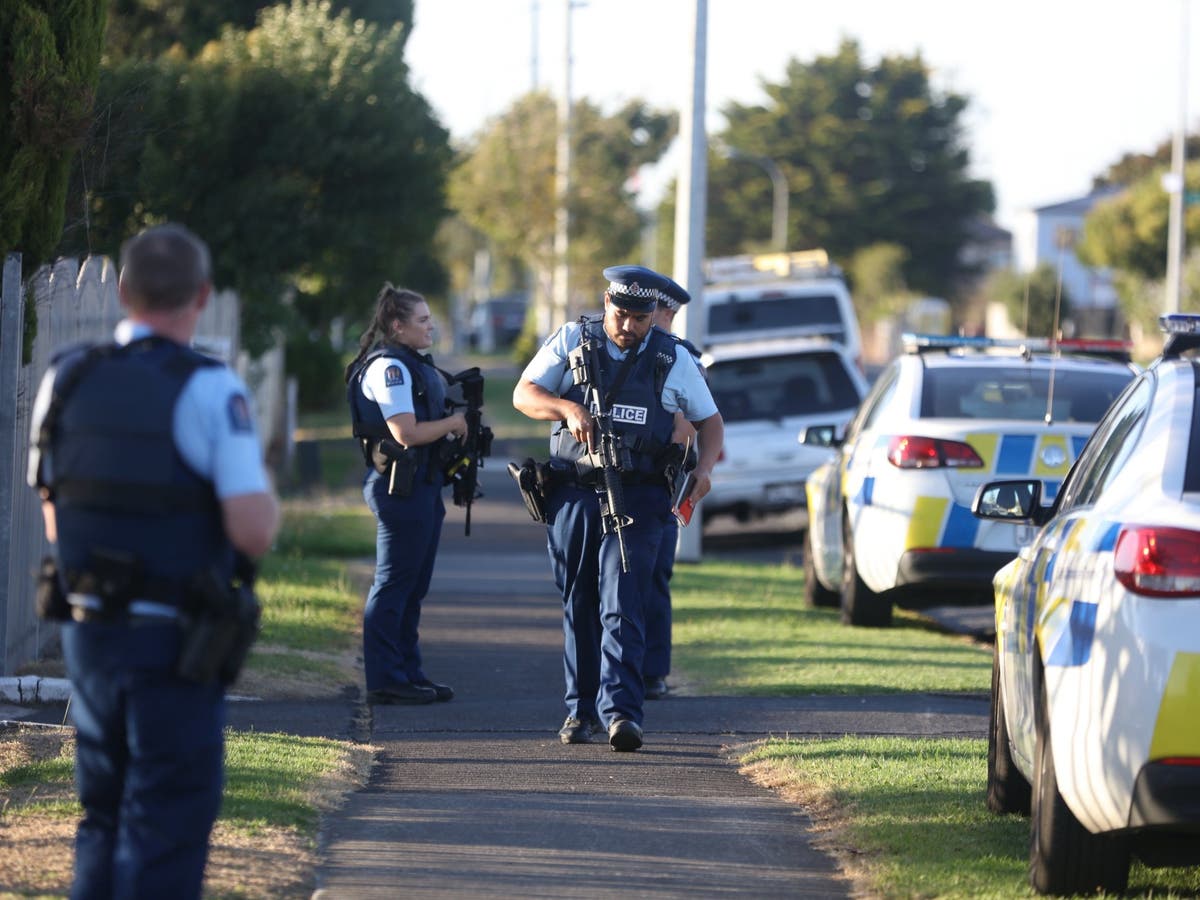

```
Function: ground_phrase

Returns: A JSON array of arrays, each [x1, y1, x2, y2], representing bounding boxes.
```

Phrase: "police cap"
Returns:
[[659, 275, 691, 312], [602, 265, 671, 313]]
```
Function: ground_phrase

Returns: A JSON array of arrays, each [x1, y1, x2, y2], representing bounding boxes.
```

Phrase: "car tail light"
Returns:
[[886, 436, 984, 469], [1113, 526, 1200, 597], [1158, 757, 1200, 766]]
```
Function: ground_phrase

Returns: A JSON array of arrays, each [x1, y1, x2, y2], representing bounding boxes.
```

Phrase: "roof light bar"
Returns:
[[1160, 314, 1200, 334], [900, 333, 1048, 354], [1159, 314, 1200, 359], [1058, 338, 1134, 352]]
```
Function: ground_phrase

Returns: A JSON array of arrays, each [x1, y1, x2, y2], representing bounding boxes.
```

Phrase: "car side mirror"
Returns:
[[799, 423, 842, 448], [971, 479, 1051, 526]]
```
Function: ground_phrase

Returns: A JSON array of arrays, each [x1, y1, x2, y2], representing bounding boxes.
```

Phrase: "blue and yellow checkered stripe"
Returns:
[[849, 432, 1086, 551], [1035, 520, 1120, 668]]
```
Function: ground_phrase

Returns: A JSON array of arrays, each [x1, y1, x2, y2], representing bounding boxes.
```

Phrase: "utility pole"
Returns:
[[673, 0, 708, 563], [1166, 0, 1190, 314], [530, 0, 540, 90], [552, 1, 581, 332]]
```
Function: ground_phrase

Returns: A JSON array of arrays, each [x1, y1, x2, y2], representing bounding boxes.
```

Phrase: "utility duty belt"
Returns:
[[38, 548, 260, 687], [507, 443, 689, 525]]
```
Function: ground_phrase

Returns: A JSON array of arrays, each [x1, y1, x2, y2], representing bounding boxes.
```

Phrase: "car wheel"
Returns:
[[803, 529, 840, 608], [987, 643, 1031, 815], [839, 514, 892, 627], [1029, 660, 1129, 895]]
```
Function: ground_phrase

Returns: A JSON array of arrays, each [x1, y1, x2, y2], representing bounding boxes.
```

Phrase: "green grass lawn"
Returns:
[[671, 560, 991, 695], [665, 557, 1200, 898], [745, 735, 1200, 899]]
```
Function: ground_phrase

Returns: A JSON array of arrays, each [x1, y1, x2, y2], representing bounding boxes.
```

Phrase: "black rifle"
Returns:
[[442, 367, 494, 536], [567, 335, 634, 572]]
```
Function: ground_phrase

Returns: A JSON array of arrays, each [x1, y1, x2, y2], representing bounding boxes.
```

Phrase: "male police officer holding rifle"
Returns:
[[27, 223, 279, 898], [513, 265, 723, 751]]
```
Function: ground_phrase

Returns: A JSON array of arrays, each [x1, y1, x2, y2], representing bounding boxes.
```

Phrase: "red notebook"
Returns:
[[672, 473, 697, 527]]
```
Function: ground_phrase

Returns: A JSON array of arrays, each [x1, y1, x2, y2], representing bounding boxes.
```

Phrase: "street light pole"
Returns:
[[1166, 0, 1189, 314], [728, 149, 788, 252], [672, 0, 707, 563]]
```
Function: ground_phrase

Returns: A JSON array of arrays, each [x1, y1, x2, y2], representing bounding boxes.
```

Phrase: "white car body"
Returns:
[[978, 316, 1200, 894], [703, 251, 864, 369], [805, 335, 1137, 625], [701, 337, 868, 523]]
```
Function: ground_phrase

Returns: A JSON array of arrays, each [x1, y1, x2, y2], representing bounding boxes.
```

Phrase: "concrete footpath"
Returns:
[[302, 467, 986, 898], [5, 465, 989, 898]]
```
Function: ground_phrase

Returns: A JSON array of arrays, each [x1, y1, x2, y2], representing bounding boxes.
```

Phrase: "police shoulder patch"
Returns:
[[227, 394, 253, 433], [384, 365, 405, 387]]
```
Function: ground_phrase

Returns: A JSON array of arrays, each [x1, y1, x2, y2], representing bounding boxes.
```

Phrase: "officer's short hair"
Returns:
[[119, 223, 212, 311]]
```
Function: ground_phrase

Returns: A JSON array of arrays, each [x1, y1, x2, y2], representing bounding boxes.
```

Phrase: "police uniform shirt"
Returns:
[[521, 320, 718, 423], [361, 355, 417, 419], [27, 321, 269, 615]]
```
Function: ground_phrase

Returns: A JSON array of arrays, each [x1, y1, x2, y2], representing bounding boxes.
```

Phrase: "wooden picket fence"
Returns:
[[0, 253, 258, 675]]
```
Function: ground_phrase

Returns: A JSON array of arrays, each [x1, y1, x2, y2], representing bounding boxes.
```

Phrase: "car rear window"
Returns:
[[919, 366, 1134, 422], [706, 351, 861, 423], [708, 294, 846, 340]]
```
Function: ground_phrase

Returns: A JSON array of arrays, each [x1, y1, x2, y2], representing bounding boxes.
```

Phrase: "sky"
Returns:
[[405, 0, 1200, 234]]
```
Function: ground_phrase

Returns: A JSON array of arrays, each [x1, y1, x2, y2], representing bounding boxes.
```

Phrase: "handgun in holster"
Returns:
[[371, 437, 417, 497], [507, 458, 549, 524], [36, 556, 71, 622], [176, 556, 261, 686]]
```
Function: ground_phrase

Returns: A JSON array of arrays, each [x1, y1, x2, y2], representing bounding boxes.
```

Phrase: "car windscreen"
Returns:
[[919, 365, 1135, 422], [707, 294, 846, 340], [706, 351, 862, 423]]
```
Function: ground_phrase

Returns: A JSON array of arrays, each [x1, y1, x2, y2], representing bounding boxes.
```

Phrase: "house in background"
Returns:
[[1009, 188, 1124, 337]]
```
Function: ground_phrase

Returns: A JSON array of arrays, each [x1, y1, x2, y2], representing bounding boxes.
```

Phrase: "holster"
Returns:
[[36, 556, 71, 622], [372, 437, 417, 497], [507, 458, 549, 524], [660, 442, 696, 500], [176, 566, 261, 686]]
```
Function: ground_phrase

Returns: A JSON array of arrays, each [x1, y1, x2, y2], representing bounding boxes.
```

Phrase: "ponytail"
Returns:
[[344, 283, 427, 383]]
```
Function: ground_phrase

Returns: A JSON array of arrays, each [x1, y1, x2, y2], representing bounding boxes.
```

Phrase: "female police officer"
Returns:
[[513, 265, 724, 750], [345, 285, 466, 705]]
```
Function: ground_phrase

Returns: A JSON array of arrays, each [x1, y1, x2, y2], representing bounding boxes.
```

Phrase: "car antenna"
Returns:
[[1043, 238, 1069, 425]]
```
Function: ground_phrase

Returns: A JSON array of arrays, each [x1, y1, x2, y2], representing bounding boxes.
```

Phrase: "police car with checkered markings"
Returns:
[[972, 314, 1200, 895], [803, 333, 1137, 627]]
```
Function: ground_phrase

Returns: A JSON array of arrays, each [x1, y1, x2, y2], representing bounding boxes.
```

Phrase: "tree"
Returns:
[[1092, 135, 1200, 190], [984, 264, 1072, 339], [103, 0, 413, 59], [659, 39, 993, 302], [0, 0, 106, 266], [848, 242, 915, 323], [449, 91, 676, 332], [1077, 161, 1200, 282], [61, 0, 451, 370]]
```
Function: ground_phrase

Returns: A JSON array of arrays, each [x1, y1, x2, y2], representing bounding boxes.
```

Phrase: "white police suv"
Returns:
[[804, 334, 1137, 627], [973, 314, 1200, 895]]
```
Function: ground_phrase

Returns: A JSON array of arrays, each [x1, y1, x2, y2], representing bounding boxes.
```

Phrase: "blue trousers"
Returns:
[[546, 482, 669, 727], [62, 620, 225, 900], [644, 516, 678, 679], [362, 468, 445, 691]]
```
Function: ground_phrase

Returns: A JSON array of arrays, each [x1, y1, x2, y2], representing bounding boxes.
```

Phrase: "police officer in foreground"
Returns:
[[644, 275, 704, 700], [27, 223, 279, 899], [513, 265, 724, 751]]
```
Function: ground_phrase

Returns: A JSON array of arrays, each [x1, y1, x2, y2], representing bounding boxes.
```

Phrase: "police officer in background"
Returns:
[[345, 284, 466, 706], [513, 265, 724, 751], [644, 275, 704, 701], [27, 223, 279, 899]]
